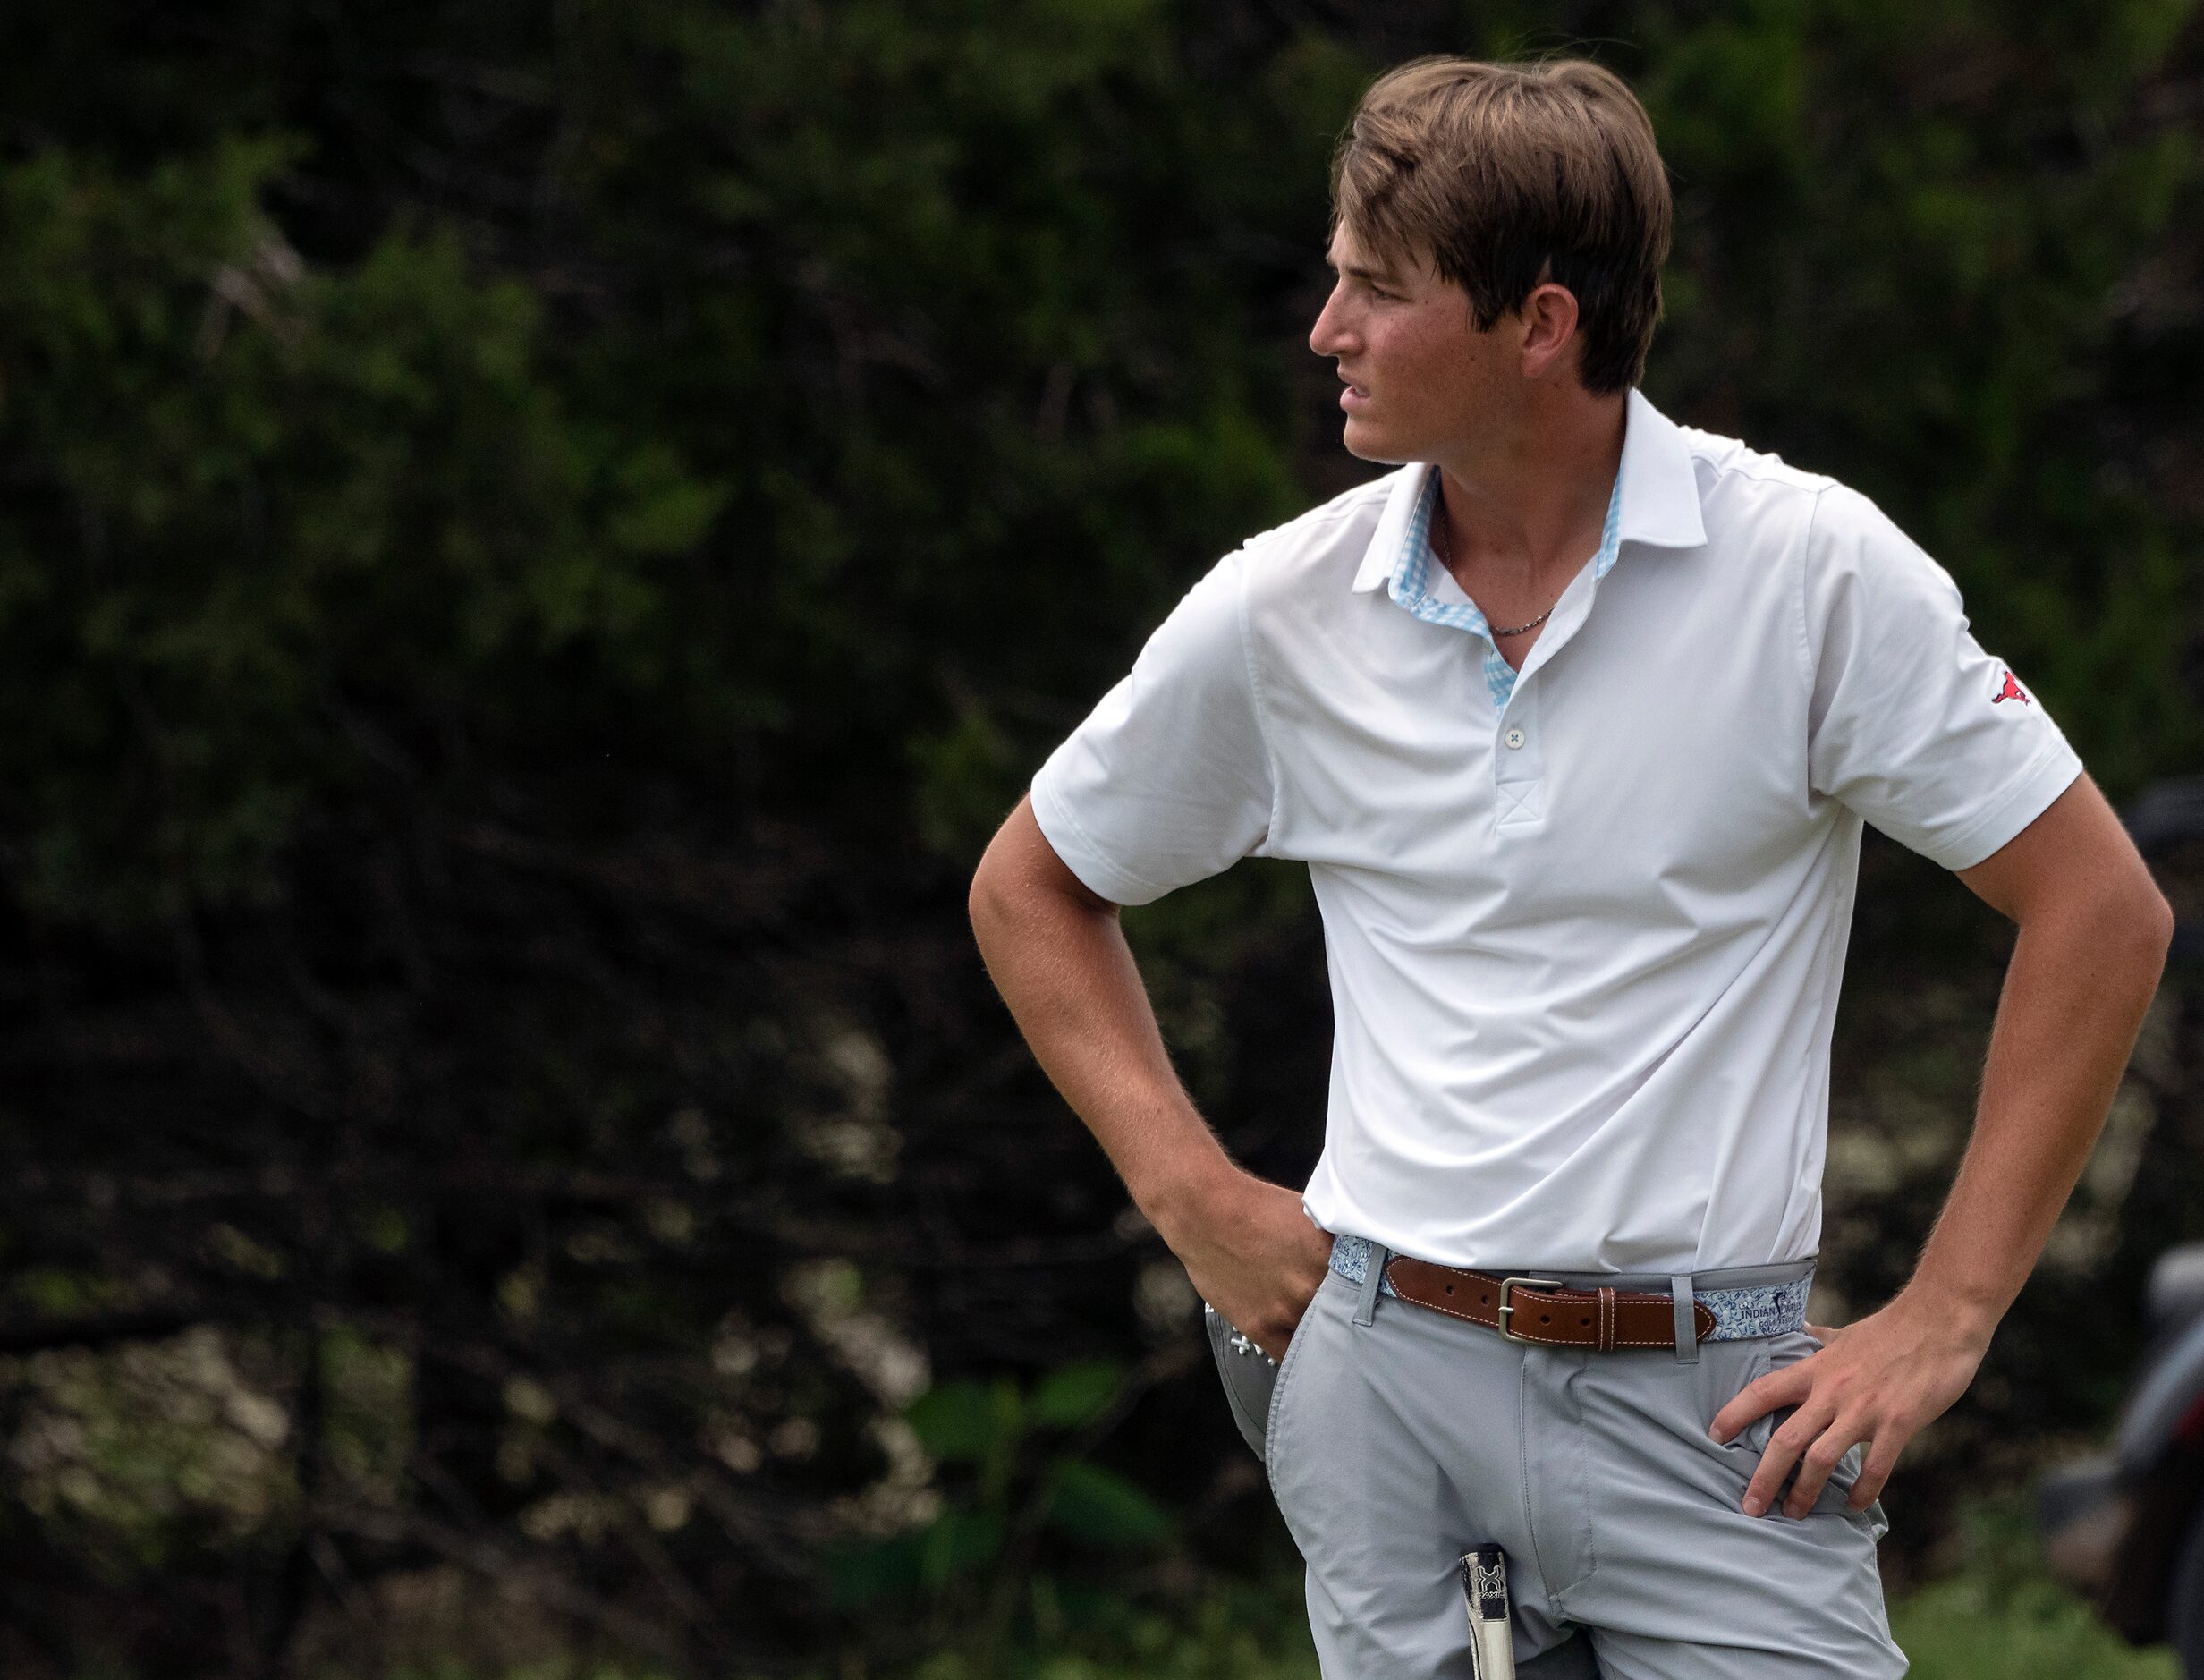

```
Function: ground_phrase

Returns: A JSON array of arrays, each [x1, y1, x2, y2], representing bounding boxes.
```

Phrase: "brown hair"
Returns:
[[1331, 55, 1672, 395]]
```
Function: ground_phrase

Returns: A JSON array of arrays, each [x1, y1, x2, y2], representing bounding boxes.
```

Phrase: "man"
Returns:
[[967, 55, 2172, 1679]]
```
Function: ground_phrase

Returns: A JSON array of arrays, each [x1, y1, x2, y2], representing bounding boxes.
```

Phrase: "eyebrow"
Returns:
[[1324, 252, 1404, 286]]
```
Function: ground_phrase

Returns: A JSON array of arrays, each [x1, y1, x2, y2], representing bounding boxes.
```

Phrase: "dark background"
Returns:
[[1, 2, 2201, 1675]]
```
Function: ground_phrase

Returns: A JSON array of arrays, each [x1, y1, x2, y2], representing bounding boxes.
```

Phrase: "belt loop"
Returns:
[[1670, 1272, 1699, 1365], [1354, 1241, 1392, 1327]]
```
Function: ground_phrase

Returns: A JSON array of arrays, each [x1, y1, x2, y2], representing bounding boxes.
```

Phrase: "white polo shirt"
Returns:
[[1030, 387, 2083, 1274]]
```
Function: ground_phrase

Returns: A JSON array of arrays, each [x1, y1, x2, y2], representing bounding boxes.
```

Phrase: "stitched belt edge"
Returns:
[[1327, 1231, 1810, 1343]]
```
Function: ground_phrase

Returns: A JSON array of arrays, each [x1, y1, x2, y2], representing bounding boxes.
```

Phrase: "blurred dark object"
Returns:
[[2039, 1243, 2204, 1669]]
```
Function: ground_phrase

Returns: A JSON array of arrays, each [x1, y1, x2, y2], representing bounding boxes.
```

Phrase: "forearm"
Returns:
[[1905, 878, 2171, 1341], [968, 865, 1233, 1235], [969, 802, 1329, 1353]]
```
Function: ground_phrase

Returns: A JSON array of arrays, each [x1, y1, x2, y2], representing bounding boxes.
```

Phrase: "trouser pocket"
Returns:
[[1702, 1333, 1780, 1458], [1204, 1301, 1279, 1462]]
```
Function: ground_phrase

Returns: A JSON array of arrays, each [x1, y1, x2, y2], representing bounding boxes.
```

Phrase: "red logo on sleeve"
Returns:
[[1992, 671, 2029, 705]]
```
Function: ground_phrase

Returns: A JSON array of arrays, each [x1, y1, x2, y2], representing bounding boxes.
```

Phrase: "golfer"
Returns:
[[969, 55, 2172, 1678]]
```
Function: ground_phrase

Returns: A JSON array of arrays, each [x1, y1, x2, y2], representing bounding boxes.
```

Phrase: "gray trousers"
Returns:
[[1208, 1245, 1904, 1678]]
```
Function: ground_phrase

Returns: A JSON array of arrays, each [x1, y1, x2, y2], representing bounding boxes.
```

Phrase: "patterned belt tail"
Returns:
[[1461, 1543, 1516, 1679]]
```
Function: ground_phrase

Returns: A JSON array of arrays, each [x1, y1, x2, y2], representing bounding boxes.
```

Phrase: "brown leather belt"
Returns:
[[1385, 1255, 1716, 1352]]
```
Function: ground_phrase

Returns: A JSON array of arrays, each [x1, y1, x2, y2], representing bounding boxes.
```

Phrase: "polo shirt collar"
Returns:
[[1350, 386, 1706, 594], [1613, 386, 1707, 549]]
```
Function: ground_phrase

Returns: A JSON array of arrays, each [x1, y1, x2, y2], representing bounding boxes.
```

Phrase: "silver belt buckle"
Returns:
[[1496, 1276, 1564, 1344]]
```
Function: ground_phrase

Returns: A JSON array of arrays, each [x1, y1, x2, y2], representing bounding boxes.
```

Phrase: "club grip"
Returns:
[[1460, 1543, 1516, 1680]]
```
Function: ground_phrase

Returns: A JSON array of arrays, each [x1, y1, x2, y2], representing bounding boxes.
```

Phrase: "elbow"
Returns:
[[2029, 861, 2176, 988], [2139, 877, 2177, 970], [969, 861, 1020, 979], [2103, 866, 2176, 984], [968, 847, 1011, 941], [967, 797, 1119, 943], [965, 837, 1057, 947]]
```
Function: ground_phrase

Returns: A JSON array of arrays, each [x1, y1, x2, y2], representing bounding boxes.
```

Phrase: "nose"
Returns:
[[1309, 280, 1356, 359]]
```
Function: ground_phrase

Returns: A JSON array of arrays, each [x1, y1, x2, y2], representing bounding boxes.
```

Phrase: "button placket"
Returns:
[[1494, 680, 1545, 829]]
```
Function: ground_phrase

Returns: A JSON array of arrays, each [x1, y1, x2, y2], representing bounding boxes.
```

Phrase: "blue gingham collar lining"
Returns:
[[1349, 388, 1706, 597], [1326, 1230, 1810, 1343], [1385, 464, 1625, 709]]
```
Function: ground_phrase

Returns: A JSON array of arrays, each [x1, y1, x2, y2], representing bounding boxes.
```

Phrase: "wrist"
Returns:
[[1138, 1148, 1242, 1250], [1890, 1277, 2003, 1354]]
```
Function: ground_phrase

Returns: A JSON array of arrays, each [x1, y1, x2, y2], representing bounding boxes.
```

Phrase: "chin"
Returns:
[[1340, 417, 1413, 466]]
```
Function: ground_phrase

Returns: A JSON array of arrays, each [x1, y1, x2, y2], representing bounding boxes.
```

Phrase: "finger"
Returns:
[[1708, 1357, 1816, 1444], [1848, 1432, 1903, 1509], [1781, 1425, 1859, 1518], [1260, 1279, 1327, 1360], [1804, 1320, 1842, 1345], [1743, 1401, 1833, 1517]]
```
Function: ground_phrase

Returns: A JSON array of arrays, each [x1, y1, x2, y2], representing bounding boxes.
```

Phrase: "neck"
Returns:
[[1430, 387, 1628, 594]]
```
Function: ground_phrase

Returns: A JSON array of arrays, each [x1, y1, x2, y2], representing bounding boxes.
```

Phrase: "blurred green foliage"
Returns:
[[828, 1359, 1168, 1619], [0, 0, 2201, 1675], [1891, 1493, 2182, 1679], [1898, 1575, 2180, 1678]]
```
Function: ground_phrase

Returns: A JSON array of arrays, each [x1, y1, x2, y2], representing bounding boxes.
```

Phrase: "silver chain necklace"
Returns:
[[1434, 509, 1554, 637]]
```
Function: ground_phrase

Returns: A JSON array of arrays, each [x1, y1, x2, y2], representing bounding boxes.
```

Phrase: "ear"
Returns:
[[1517, 282, 1582, 382]]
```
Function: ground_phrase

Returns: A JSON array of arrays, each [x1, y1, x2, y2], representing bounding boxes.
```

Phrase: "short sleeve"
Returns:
[[1804, 483, 2083, 871], [1030, 548, 1276, 906]]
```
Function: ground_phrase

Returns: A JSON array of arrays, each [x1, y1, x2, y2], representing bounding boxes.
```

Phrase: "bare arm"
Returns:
[[1713, 773, 2174, 1516], [1918, 773, 2174, 1331], [968, 794, 1330, 1356]]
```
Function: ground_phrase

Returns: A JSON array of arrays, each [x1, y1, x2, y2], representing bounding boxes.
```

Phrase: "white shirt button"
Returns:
[[1505, 726, 1526, 750]]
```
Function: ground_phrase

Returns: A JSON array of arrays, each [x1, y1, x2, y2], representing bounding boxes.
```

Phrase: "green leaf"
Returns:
[[1029, 1360, 1123, 1430], [918, 1506, 1006, 1585], [1045, 1459, 1173, 1549], [826, 1503, 1007, 1607], [905, 1379, 1000, 1462], [821, 1530, 925, 1608]]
